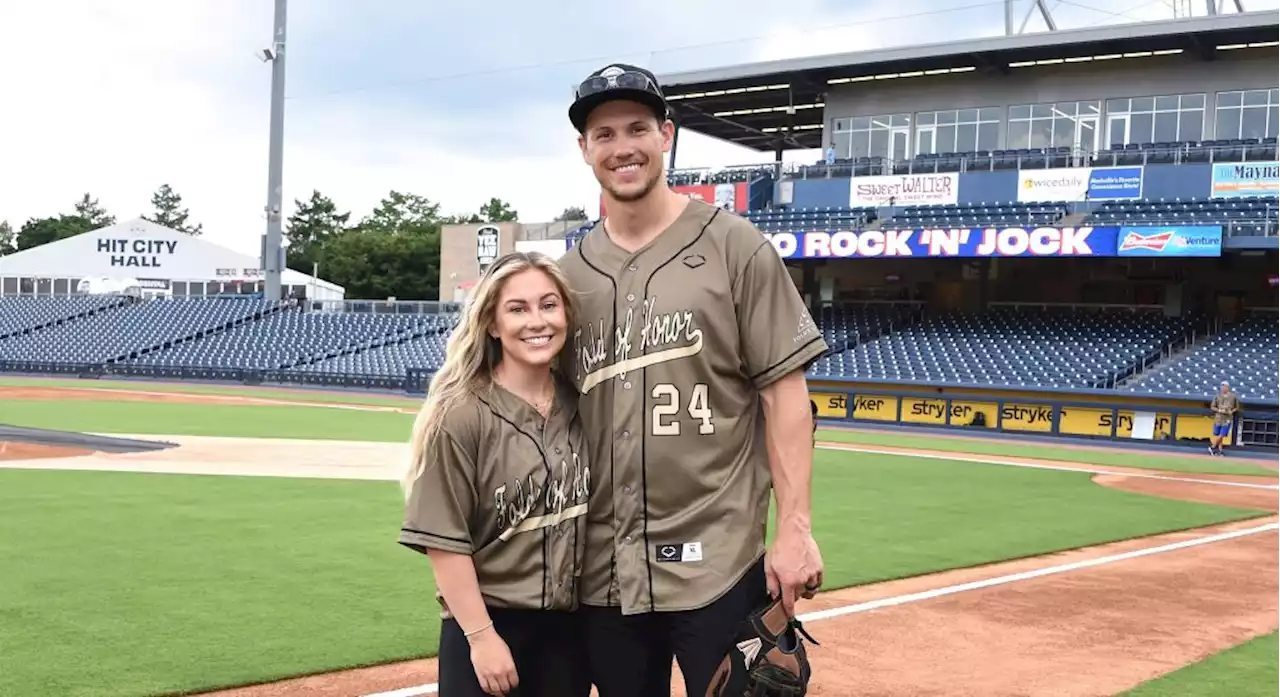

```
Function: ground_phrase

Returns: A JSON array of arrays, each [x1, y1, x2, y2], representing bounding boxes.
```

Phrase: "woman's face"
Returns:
[[490, 267, 568, 370]]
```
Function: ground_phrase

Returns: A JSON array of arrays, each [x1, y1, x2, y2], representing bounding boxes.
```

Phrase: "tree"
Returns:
[[442, 213, 483, 225], [73, 193, 116, 229], [319, 226, 439, 300], [143, 184, 203, 236], [302, 189, 444, 301], [0, 221, 14, 255], [285, 190, 350, 275], [478, 197, 518, 223], [359, 190, 441, 235], [15, 214, 95, 251], [555, 206, 588, 221]]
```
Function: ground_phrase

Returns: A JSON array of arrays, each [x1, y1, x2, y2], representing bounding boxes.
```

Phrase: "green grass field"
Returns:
[[0, 380, 1274, 696], [1123, 631, 1279, 696], [0, 446, 1269, 697], [1, 384, 1274, 477]]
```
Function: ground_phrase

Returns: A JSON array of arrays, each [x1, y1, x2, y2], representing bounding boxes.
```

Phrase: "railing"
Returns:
[[304, 299, 462, 314], [1085, 215, 1278, 237], [777, 141, 1279, 180]]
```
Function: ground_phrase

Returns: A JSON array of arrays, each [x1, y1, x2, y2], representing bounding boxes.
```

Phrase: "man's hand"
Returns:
[[765, 525, 824, 619]]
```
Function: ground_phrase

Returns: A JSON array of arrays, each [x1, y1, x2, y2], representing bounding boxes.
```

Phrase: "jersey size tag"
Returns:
[[655, 542, 703, 563]]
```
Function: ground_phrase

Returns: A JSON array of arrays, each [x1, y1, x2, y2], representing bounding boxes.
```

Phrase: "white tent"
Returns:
[[0, 217, 344, 301]]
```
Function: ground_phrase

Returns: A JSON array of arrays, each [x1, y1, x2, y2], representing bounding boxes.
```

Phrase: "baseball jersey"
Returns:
[[1210, 391, 1240, 425], [557, 199, 828, 616], [399, 377, 590, 617]]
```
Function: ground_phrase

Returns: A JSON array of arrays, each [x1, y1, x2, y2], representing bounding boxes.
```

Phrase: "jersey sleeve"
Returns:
[[732, 239, 828, 389], [399, 422, 479, 556]]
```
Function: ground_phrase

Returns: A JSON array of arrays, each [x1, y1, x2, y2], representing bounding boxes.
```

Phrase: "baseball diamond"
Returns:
[[3, 7, 1279, 697]]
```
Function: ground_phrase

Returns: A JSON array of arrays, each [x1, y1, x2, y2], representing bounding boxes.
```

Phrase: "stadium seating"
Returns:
[[747, 206, 877, 232], [811, 307, 1202, 389], [293, 331, 452, 378], [1084, 196, 1278, 237], [782, 137, 1279, 181], [1122, 314, 1280, 402], [883, 202, 1070, 229], [127, 307, 451, 371], [0, 295, 127, 337], [0, 297, 277, 364], [1091, 138, 1278, 168]]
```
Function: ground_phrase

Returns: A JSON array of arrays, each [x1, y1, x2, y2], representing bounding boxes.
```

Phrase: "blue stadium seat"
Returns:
[[1123, 314, 1279, 402], [0, 295, 128, 337], [808, 307, 1200, 389], [882, 201, 1070, 229], [0, 296, 277, 364], [746, 206, 877, 232], [1083, 196, 1278, 237], [128, 307, 454, 371]]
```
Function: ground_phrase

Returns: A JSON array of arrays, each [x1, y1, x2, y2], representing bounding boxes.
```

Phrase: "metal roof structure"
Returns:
[[655, 11, 1279, 152]]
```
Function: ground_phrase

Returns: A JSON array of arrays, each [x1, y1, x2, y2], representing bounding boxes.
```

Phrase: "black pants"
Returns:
[[438, 607, 591, 697], [582, 558, 770, 697]]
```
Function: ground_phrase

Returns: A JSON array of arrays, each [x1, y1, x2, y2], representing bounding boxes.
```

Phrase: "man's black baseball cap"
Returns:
[[569, 64, 669, 133]]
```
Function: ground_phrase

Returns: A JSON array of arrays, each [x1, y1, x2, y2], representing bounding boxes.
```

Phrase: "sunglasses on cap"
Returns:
[[574, 69, 662, 101]]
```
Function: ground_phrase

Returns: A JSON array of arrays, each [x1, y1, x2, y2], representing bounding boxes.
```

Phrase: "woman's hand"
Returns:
[[468, 626, 519, 696]]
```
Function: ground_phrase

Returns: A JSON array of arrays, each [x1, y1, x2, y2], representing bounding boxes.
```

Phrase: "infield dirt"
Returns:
[[1, 383, 1276, 697]]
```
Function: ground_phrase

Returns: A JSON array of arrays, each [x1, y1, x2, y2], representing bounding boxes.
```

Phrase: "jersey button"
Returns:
[[623, 381, 632, 390], [622, 484, 632, 494], [628, 264, 638, 272], [623, 535, 633, 544], [626, 293, 635, 302]]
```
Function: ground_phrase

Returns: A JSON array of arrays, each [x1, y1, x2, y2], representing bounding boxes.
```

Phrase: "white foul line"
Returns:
[[817, 442, 1280, 490], [360, 521, 1279, 697]]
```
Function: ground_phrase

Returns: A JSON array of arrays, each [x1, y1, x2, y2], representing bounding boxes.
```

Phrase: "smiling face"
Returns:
[[488, 267, 568, 370], [578, 98, 674, 204]]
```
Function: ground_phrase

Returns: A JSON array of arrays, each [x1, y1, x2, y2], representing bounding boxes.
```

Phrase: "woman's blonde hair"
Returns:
[[402, 250, 578, 498]]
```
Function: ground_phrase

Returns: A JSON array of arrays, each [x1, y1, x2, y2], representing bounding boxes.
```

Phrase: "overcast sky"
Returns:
[[1, 0, 1271, 255]]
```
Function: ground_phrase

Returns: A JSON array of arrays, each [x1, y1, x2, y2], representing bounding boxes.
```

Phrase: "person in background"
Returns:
[[1208, 380, 1241, 456], [825, 142, 837, 166], [399, 251, 592, 697]]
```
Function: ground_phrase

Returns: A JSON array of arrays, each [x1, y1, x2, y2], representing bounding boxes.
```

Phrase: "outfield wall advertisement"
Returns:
[[762, 225, 1222, 259], [1016, 166, 1144, 202], [809, 391, 1213, 441], [1209, 161, 1278, 198]]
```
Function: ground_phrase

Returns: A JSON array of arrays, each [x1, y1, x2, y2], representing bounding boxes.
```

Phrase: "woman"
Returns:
[[399, 251, 591, 697]]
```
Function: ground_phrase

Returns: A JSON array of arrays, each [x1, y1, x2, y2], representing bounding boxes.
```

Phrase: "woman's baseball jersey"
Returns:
[[399, 377, 591, 617], [557, 199, 828, 616]]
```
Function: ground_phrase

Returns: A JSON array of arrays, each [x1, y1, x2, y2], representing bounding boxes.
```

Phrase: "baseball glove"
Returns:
[[704, 597, 819, 697]]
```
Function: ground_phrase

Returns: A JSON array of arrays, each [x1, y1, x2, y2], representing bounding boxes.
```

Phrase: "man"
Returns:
[[558, 63, 829, 697], [1208, 380, 1240, 456]]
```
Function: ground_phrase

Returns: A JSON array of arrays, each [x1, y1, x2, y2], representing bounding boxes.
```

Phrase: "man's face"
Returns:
[[578, 99, 673, 203], [1221, 383, 1230, 394]]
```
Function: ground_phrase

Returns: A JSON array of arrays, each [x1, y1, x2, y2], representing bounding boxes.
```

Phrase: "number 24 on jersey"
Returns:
[[651, 383, 715, 436]]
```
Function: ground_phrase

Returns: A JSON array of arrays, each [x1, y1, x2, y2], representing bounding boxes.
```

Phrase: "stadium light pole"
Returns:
[[262, 0, 288, 302]]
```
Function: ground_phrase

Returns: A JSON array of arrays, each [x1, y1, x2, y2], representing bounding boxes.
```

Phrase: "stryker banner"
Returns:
[[761, 225, 1223, 259]]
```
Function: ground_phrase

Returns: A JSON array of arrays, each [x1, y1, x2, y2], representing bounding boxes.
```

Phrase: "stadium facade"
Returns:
[[0, 218, 344, 302], [438, 219, 588, 301]]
